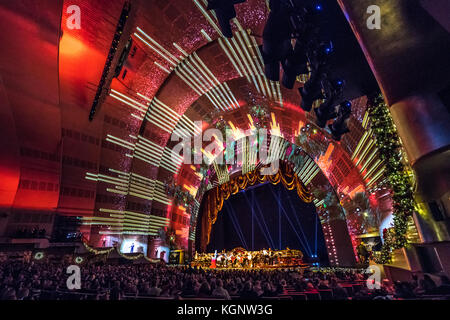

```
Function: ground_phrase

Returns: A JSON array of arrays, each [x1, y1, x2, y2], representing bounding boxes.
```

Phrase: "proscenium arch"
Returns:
[[104, 40, 373, 259]]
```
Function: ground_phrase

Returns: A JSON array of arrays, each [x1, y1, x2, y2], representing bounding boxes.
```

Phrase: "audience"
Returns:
[[212, 279, 231, 300], [0, 261, 449, 300]]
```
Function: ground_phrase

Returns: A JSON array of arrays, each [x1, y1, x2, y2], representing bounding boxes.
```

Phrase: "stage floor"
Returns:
[[191, 263, 311, 270]]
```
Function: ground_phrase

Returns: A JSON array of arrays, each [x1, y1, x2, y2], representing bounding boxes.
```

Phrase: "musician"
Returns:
[[247, 252, 253, 268], [192, 248, 304, 269], [217, 253, 223, 268], [242, 254, 248, 268], [268, 250, 274, 266], [225, 252, 231, 267], [262, 249, 268, 265], [357, 241, 369, 264]]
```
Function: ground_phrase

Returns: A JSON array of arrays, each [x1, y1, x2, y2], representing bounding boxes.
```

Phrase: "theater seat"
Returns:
[[291, 294, 307, 301], [305, 292, 321, 300], [318, 289, 334, 300]]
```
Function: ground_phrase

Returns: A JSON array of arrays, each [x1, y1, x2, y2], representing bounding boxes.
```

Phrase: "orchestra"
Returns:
[[192, 248, 305, 269]]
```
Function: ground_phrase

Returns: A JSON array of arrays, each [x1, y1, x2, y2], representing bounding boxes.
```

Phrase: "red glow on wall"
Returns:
[[0, 168, 20, 207], [59, 34, 87, 57]]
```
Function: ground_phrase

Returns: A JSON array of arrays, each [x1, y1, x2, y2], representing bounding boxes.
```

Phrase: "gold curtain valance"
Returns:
[[199, 163, 313, 251]]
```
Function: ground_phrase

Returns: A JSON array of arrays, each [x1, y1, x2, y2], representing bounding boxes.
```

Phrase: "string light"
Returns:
[[75, 257, 84, 264], [34, 252, 44, 260]]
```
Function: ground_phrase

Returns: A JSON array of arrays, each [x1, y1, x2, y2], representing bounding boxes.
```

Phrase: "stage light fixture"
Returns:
[[207, 0, 246, 38], [314, 79, 345, 127], [261, 1, 294, 81], [281, 40, 308, 89], [332, 78, 345, 91], [298, 66, 327, 111], [314, 98, 337, 128], [329, 100, 352, 141], [313, 41, 334, 66], [298, 41, 335, 111]]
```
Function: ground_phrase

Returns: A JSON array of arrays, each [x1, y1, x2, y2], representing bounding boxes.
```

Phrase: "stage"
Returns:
[[192, 248, 309, 270], [192, 264, 311, 271]]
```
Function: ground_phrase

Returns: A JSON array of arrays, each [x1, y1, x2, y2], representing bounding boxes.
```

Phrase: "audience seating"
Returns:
[[3, 261, 448, 301], [318, 289, 333, 300], [305, 291, 321, 300]]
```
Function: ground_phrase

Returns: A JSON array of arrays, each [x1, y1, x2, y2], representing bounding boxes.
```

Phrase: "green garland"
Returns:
[[368, 95, 415, 263], [83, 241, 161, 262], [377, 228, 394, 264], [82, 241, 115, 255]]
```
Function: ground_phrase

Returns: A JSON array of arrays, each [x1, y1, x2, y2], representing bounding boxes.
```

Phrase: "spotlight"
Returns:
[[314, 78, 345, 127], [329, 100, 352, 141], [299, 41, 335, 111], [298, 67, 327, 111], [281, 40, 308, 89], [314, 97, 337, 128], [287, 0, 309, 37], [316, 41, 334, 62], [261, 1, 293, 81], [207, 0, 247, 38], [330, 78, 345, 91]]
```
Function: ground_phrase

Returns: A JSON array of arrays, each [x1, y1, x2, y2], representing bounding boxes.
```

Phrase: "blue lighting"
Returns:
[[345, 101, 352, 108], [315, 4, 322, 11]]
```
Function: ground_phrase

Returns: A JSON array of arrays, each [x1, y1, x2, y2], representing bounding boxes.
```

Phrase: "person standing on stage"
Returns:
[[269, 250, 274, 266]]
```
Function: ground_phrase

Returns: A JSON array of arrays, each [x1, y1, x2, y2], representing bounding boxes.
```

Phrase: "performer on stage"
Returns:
[[217, 253, 223, 268], [210, 250, 217, 268], [192, 248, 305, 269], [247, 251, 253, 268]]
